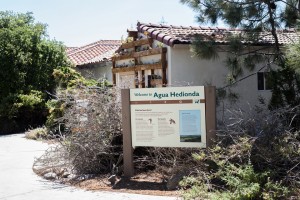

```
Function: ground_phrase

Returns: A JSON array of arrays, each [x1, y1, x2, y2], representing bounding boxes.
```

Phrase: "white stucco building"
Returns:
[[112, 22, 299, 109]]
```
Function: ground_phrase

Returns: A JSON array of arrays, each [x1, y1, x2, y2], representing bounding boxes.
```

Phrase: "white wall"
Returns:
[[168, 44, 272, 109], [76, 61, 113, 83]]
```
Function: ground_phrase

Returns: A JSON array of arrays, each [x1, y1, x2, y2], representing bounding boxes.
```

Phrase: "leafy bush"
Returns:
[[53, 67, 86, 88], [269, 64, 300, 111], [0, 11, 70, 133], [52, 66, 111, 89], [45, 97, 66, 135], [180, 106, 300, 199], [0, 90, 47, 133]]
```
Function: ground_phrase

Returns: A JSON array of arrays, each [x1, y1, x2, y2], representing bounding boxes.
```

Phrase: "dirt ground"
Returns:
[[32, 139, 180, 197], [65, 172, 180, 197]]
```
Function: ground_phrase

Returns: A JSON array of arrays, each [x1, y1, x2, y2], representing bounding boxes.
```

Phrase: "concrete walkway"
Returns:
[[0, 134, 178, 200]]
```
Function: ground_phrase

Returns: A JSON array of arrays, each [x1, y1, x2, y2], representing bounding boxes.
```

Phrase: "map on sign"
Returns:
[[130, 86, 207, 148]]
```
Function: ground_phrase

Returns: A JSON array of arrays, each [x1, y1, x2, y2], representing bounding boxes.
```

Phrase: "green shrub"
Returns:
[[180, 107, 299, 199], [53, 67, 85, 88], [262, 178, 289, 200], [0, 90, 47, 133], [45, 97, 66, 135], [52, 66, 111, 89], [218, 164, 264, 199], [181, 148, 291, 200]]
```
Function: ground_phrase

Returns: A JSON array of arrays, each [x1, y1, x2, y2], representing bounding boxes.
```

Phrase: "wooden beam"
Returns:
[[135, 71, 138, 88], [121, 42, 134, 49], [112, 63, 164, 73], [141, 70, 145, 88], [113, 73, 116, 85], [112, 53, 133, 61], [134, 38, 153, 46], [112, 48, 163, 61], [120, 38, 153, 49], [161, 47, 167, 86], [134, 48, 161, 57]]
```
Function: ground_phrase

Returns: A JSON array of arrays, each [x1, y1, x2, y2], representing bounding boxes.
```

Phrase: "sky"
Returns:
[[0, 0, 200, 47]]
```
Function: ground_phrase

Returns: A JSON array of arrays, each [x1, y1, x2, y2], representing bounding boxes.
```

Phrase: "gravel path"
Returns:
[[0, 134, 178, 200]]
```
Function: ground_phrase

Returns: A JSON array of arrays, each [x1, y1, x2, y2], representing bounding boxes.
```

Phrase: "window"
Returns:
[[257, 72, 272, 90]]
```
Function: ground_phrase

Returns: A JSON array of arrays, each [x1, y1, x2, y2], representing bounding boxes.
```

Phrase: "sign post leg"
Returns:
[[205, 86, 217, 148], [121, 89, 134, 177]]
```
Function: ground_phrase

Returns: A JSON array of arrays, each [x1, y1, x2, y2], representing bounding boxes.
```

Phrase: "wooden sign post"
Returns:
[[121, 86, 216, 177], [121, 89, 134, 177]]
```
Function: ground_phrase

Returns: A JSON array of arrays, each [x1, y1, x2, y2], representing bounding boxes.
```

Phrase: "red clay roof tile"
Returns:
[[67, 40, 121, 66], [137, 22, 300, 47]]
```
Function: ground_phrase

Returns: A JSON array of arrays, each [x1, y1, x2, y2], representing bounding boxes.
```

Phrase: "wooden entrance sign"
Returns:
[[121, 86, 216, 177]]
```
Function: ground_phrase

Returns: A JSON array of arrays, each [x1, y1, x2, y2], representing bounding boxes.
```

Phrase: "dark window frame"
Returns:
[[257, 72, 272, 90]]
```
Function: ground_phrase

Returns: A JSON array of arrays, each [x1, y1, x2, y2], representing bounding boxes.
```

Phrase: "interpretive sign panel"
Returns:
[[130, 86, 207, 148]]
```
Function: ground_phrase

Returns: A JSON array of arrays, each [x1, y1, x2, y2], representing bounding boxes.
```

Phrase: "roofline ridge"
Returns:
[[137, 21, 299, 47], [68, 40, 121, 56], [138, 22, 242, 32], [138, 21, 300, 33]]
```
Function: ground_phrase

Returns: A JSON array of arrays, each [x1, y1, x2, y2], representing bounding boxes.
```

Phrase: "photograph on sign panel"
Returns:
[[179, 110, 201, 142]]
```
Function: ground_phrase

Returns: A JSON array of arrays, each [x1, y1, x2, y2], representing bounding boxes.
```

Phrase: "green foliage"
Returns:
[[262, 178, 290, 200], [0, 90, 47, 133], [244, 54, 264, 71], [269, 64, 300, 109], [223, 3, 243, 28], [189, 31, 266, 91], [190, 35, 219, 60], [267, 40, 300, 111], [0, 11, 70, 133], [218, 164, 265, 199], [180, 107, 300, 199], [0, 90, 46, 118], [0, 11, 70, 98], [181, 141, 291, 200], [45, 98, 66, 135], [53, 67, 85, 88], [14, 90, 45, 109], [52, 66, 110, 89], [226, 57, 243, 80], [286, 41, 300, 74], [181, 0, 300, 107], [281, 0, 299, 28], [181, 0, 299, 29]]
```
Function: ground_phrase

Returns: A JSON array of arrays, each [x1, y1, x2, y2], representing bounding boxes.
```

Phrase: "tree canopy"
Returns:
[[0, 11, 69, 99], [181, 0, 300, 105], [180, 0, 299, 31], [181, 0, 300, 60], [0, 11, 70, 133]]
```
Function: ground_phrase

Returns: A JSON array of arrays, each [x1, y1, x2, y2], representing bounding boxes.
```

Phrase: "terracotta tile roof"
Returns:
[[66, 47, 78, 54], [67, 40, 121, 66], [137, 22, 300, 47]]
